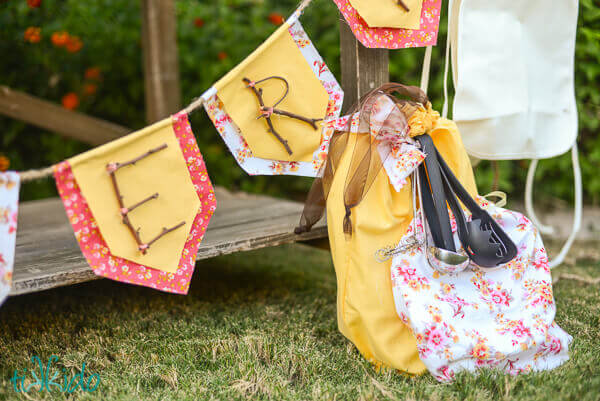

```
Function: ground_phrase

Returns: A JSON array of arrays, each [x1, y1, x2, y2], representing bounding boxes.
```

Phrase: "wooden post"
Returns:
[[141, 0, 181, 123], [339, 20, 389, 112]]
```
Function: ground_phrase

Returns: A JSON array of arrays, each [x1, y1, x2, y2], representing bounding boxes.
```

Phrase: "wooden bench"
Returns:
[[10, 187, 327, 296]]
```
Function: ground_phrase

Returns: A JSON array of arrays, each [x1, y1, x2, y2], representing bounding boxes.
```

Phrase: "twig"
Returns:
[[247, 76, 322, 129], [397, 0, 410, 12], [108, 170, 143, 247], [252, 76, 289, 108], [243, 76, 325, 155], [140, 222, 186, 253], [269, 108, 322, 130], [106, 144, 185, 254], [107, 143, 168, 172], [124, 193, 159, 215], [243, 77, 293, 155]]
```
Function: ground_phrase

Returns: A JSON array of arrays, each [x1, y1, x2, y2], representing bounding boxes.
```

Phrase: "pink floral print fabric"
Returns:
[[333, 0, 441, 49], [0, 172, 20, 305], [391, 198, 572, 381], [53, 112, 216, 294]]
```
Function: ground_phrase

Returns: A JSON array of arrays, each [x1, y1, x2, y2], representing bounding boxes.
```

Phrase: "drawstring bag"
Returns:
[[443, 0, 582, 268], [296, 83, 477, 373]]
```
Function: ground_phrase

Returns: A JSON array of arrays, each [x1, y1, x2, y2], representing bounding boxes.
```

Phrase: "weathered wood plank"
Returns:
[[0, 86, 130, 145], [339, 18, 389, 111], [10, 188, 327, 296], [141, 0, 182, 123]]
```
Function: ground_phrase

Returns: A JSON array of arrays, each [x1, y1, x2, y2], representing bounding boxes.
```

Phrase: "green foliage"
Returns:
[[0, 0, 598, 203]]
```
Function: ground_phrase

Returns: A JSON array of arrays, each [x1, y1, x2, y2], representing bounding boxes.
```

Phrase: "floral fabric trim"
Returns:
[[53, 112, 216, 294], [203, 19, 343, 177], [391, 199, 572, 381], [0, 172, 20, 305], [333, 0, 441, 49]]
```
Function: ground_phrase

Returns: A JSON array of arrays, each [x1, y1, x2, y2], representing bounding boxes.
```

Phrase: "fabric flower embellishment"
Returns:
[[408, 102, 440, 137]]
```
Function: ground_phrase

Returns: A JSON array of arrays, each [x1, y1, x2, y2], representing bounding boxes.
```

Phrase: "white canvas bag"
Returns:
[[443, 0, 582, 268]]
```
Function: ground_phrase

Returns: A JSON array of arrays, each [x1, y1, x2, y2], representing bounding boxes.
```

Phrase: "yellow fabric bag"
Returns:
[[325, 118, 477, 373]]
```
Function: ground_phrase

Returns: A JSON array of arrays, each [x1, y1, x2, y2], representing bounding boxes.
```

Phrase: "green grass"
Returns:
[[0, 243, 598, 400]]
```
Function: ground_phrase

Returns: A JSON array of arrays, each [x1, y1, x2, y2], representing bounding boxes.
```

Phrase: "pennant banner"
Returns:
[[203, 17, 343, 177], [334, 0, 442, 49], [54, 112, 216, 294], [0, 172, 20, 305]]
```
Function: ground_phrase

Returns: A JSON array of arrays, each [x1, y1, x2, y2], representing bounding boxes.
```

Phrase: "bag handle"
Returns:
[[420, 46, 433, 94], [525, 145, 583, 268], [442, 0, 461, 118]]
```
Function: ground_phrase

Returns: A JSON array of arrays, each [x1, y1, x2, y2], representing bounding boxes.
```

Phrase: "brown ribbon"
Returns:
[[294, 83, 429, 237]]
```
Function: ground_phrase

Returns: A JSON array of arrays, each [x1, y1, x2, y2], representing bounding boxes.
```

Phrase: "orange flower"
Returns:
[[0, 156, 9, 172], [84, 67, 101, 80], [268, 12, 284, 25], [27, 0, 42, 8], [217, 51, 228, 60], [65, 36, 83, 53], [61, 92, 79, 110], [24, 27, 41, 43], [51, 31, 69, 47], [83, 83, 97, 96], [193, 18, 204, 28]]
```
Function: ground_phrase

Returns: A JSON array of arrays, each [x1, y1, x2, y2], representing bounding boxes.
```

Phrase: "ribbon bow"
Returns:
[[295, 83, 438, 237]]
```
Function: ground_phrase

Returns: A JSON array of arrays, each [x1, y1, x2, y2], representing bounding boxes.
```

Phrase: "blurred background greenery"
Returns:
[[1, 0, 598, 204]]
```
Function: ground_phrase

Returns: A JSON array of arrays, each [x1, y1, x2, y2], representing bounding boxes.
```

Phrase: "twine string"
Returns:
[[18, 166, 55, 183]]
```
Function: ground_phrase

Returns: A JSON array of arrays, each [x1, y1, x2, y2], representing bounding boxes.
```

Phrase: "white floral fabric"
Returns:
[[390, 197, 572, 381], [0, 172, 20, 306]]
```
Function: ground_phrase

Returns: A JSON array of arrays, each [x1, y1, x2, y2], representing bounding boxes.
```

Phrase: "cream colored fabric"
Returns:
[[214, 23, 330, 162], [69, 118, 199, 273], [449, 0, 579, 160], [349, 0, 423, 29], [327, 118, 476, 373]]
